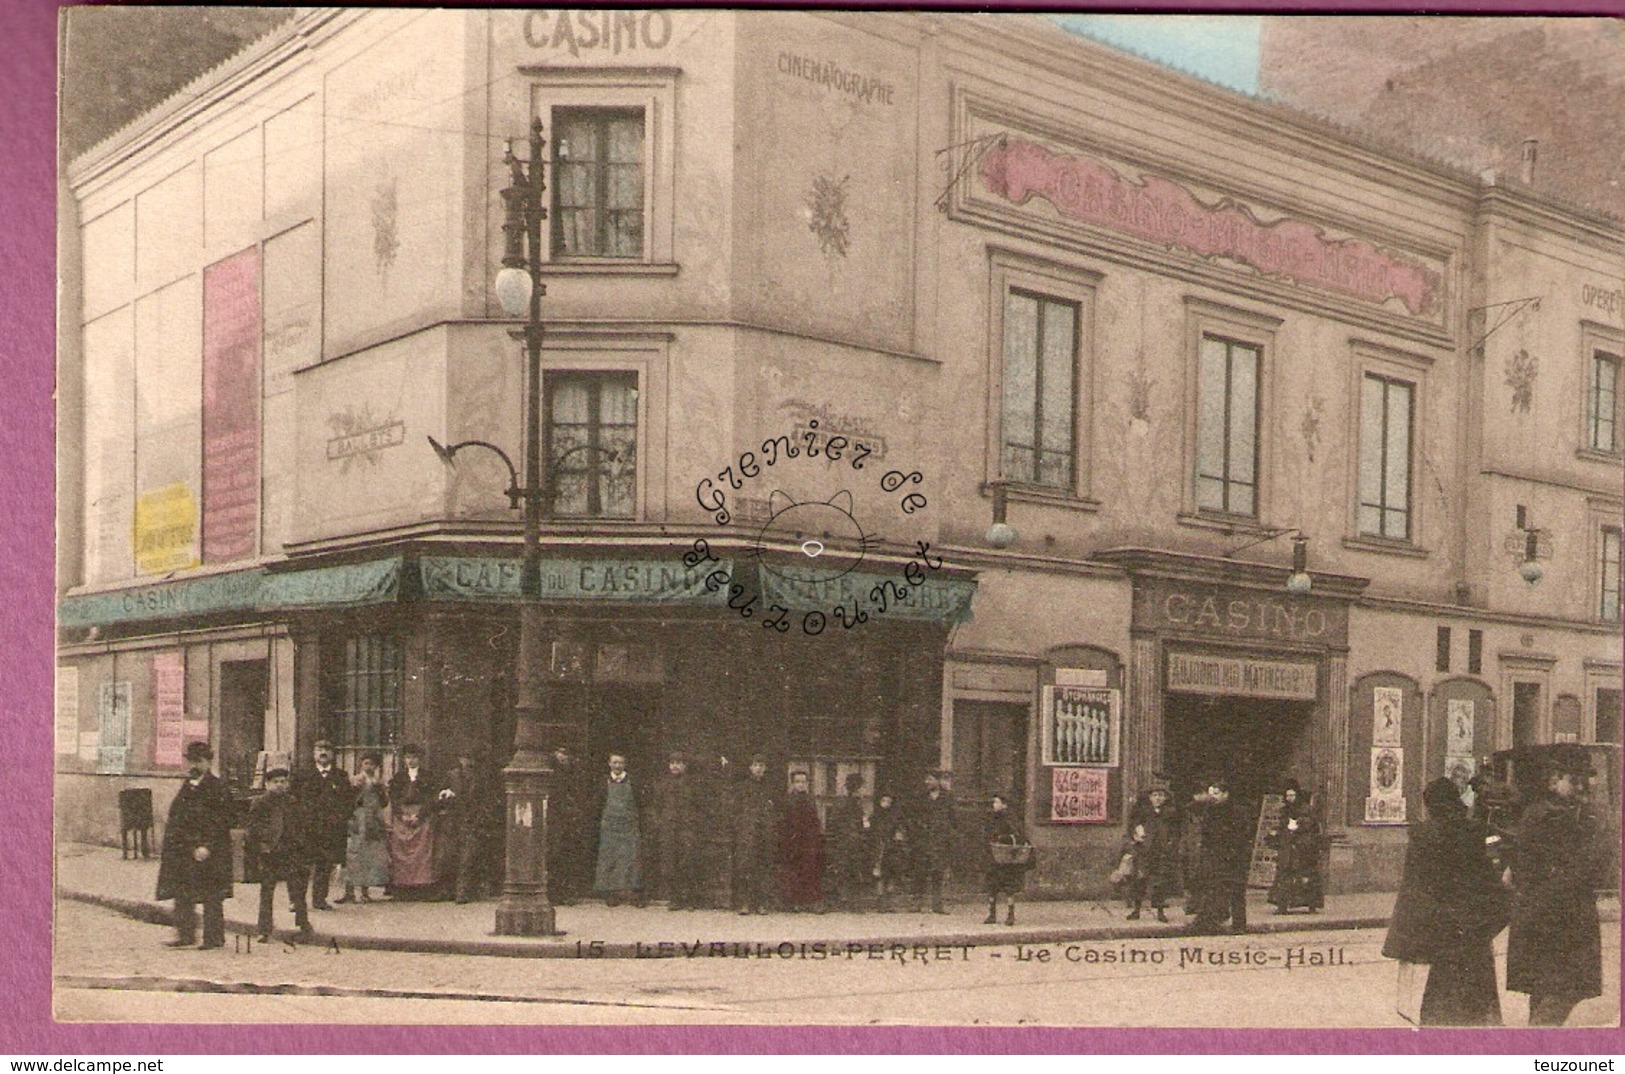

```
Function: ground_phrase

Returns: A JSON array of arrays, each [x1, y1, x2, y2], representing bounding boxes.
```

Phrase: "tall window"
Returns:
[[1194, 336, 1260, 516], [1358, 373, 1414, 540], [327, 635, 403, 769], [552, 108, 644, 259], [546, 371, 638, 518], [1601, 525, 1621, 623], [1591, 350, 1620, 453], [1001, 289, 1077, 489]]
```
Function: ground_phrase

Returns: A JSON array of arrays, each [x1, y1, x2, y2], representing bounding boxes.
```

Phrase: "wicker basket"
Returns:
[[989, 841, 1035, 866]]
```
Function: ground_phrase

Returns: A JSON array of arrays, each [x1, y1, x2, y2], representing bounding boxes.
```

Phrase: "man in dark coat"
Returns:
[[1382, 777, 1508, 1026], [868, 791, 909, 910], [155, 741, 233, 949], [545, 744, 586, 905], [825, 772, 870, 910], [436, 749, 486, 903], [291, 739, 352, 911], [1187, 778, 1250, 935], [649, 752, 703, 909], [1125, 777, 1181, 922], [1507, 753, 1604, 1026], [778, 769, 826, 910], [732, 755, 778, 915], [246, 767, 313, 942], [907, 770, 956, 914]]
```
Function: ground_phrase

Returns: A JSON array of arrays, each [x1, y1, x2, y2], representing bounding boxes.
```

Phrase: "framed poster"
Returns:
[[1364, 746, 1406, 824], [1372, 685, 1403, 747], [1446, 697, 1474, 756], [1050, 766, 1109, 823], [1041, 684, 1120, 766]]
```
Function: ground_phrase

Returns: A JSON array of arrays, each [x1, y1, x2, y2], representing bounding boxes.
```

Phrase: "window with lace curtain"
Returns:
[[545, 371, 638, 518], [551, 108, 644, 259]]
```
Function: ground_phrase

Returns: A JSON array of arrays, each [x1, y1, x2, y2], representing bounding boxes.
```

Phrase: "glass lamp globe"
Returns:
[[495, 266, 533, 317], [986, 521, 1018, 549], [1286, 571, 1313, 596], [1519, 559, 1544, 585]]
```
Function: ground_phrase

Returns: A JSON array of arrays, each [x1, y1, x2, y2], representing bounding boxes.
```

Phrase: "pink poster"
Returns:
[[1050, 766, 1109, 824], [201, 247, 261, 563], [152, 651, 185, 767]]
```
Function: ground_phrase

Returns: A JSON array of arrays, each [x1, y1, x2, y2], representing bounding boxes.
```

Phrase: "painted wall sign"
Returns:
[[201, 248, 262, 563], [1150, 585, 1339, 645], [133, 483, 199, 576], [523, 10, 672, 57], [781, 400, 889, 461], [262, 559, 402, 609], [55, 667, 79, 757], [152, 651, 186, 768], [1581, 284, 1623, 319], [420, 556, 729, 605], [326, 412, 406, 465], [760, 568, 976, 625], [1050, 766, 1109, 824], [1166, 652, 1318, 701], [980, 137, 1440, 317], [776, 52, 896, 107]]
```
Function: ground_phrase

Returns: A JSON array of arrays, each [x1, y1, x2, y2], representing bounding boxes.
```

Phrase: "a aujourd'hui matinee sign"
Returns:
[[980, 138, 1440, 318]]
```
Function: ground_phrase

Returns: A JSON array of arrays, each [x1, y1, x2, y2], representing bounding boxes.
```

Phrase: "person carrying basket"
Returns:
[[984, 792, 1035, 926]]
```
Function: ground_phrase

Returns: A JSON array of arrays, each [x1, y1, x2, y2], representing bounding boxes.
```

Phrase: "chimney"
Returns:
[[1521, 139, 1538, 184]]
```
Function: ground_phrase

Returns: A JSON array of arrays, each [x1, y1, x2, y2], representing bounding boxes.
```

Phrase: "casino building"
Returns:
[[57, 10, 1622, 893]]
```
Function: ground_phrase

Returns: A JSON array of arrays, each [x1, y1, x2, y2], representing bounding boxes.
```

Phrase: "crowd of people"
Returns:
[[154, 740, 1607, 1026]]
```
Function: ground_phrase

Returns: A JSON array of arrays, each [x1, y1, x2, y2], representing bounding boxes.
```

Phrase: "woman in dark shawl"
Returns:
[[1382, 776, 1509, 1026], [1267, 780, 1324, 913]]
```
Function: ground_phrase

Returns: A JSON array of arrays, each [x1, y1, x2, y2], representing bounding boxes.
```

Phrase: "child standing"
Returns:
[[984, 793, 1032, 926]]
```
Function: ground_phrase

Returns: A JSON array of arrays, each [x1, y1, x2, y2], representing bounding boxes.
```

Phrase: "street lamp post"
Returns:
[[492, 116, 555, 937]]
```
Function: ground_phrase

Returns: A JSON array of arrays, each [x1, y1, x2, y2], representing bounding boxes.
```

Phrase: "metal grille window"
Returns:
[[546, 371, 638, 518], [1591, 351, 1620, 453], [1358, 373, 1414, 540], [1194, 335, 1260, 516], [552, 108, 644, 259], [327, 635, 403, 768], [1601, 526, 1621, 623], [1001, 289, 1077, 489]]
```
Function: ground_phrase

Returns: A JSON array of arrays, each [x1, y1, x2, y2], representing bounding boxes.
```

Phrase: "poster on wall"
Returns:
[[1446, 698, 1474, 756], [55, 667, 79, 756], [1372, 685, 1403, 747], [1364, 746, 1406, 823], [152, 651, 186, 767], [1050, 766, 1109, 823], [1041, 683, 1120, 766], [201, 247, 262, 563], [97, 681, 132, 775]]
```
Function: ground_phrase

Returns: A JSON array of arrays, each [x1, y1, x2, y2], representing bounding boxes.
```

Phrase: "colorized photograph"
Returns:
[[54, 8, 1622, 1028]]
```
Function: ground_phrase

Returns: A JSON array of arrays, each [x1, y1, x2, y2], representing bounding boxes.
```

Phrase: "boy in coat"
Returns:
[[155, 741, 234, 949], [246, 767, 314, 942], [732, 756, 778, 915]]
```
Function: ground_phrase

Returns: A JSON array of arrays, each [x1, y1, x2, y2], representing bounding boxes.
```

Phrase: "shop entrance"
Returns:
[[219, 659, 268, 789], [1163, 693, 1315, 813], [583, 683, 664, 783]]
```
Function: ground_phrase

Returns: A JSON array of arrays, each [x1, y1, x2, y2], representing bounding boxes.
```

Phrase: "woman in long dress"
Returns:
[[339, 750, 390, 903], [1382, 777, 1508, 1026], [1268, 780, 1324, 913], [386, 744, 438, 899]]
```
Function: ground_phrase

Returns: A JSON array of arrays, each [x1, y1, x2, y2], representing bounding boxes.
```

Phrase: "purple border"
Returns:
[[7, 0, 1622, 1054]]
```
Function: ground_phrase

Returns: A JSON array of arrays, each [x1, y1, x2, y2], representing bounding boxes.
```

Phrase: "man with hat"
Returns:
[[435, 747, 490, 903], [649, 751, 703, 909], [246, 766, 313, 942], [907, 769, 956, 914], [545, 743, 587, 905], [155, 741, 233, 949], [1187, 777, 1250, 935], [292, 739, 353, 911], [1507, 748, 1604, 1026], [731, 755, 778, 914], [1124, 775, 1181, 923]]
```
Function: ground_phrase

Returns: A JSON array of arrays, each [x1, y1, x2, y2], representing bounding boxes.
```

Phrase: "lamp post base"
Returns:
[[494, 751, 558, 937], [494, 897, 556, 937]]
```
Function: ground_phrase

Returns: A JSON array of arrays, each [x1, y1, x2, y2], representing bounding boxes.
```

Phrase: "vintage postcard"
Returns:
[[50, 8, 1622, 1033]]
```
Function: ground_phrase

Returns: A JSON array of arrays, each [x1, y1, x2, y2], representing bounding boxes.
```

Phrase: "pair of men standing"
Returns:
[[238, 740, 349, 942]]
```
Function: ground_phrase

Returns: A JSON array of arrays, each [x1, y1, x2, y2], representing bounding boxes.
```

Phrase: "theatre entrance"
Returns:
[[1163, 693, 1315, 814]]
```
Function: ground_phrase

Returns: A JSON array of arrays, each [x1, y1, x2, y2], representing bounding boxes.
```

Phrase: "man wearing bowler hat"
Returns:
[[293, 738, 353, 911], [155, 741, 233, 949], [908, 769, 956, 914]]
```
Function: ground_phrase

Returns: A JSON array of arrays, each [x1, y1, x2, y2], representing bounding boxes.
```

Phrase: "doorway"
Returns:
[[583, 683, 664, 784], [218, 659, 268, 789], [1162, 693, 1314, 815]]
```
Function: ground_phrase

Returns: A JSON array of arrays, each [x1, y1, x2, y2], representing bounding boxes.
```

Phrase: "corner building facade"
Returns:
[[59, 11, 1622, 894]]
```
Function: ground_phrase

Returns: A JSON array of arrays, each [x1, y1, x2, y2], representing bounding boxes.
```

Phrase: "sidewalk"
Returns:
[[55, 842, 1618, 960]]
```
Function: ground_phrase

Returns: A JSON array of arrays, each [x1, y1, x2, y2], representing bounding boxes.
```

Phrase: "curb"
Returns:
[[60, 888, 1396, 960]]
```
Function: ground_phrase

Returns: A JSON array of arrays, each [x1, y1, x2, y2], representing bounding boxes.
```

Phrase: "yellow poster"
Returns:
[[133, 482, 200, 574]]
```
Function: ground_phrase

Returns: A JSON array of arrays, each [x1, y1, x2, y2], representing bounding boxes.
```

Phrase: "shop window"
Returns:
[[545, 371, 638, 518], [1590, 350, 1619, 454], [1001, 289, 1078, 489], [1194, 335, 1260, 517], [1357, 373, 1413, 540], [1596, 687, 1621, 745], [1600, 525, 1621, 624], [326, 635, 403, 765], [551, 108, 644, 260]]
